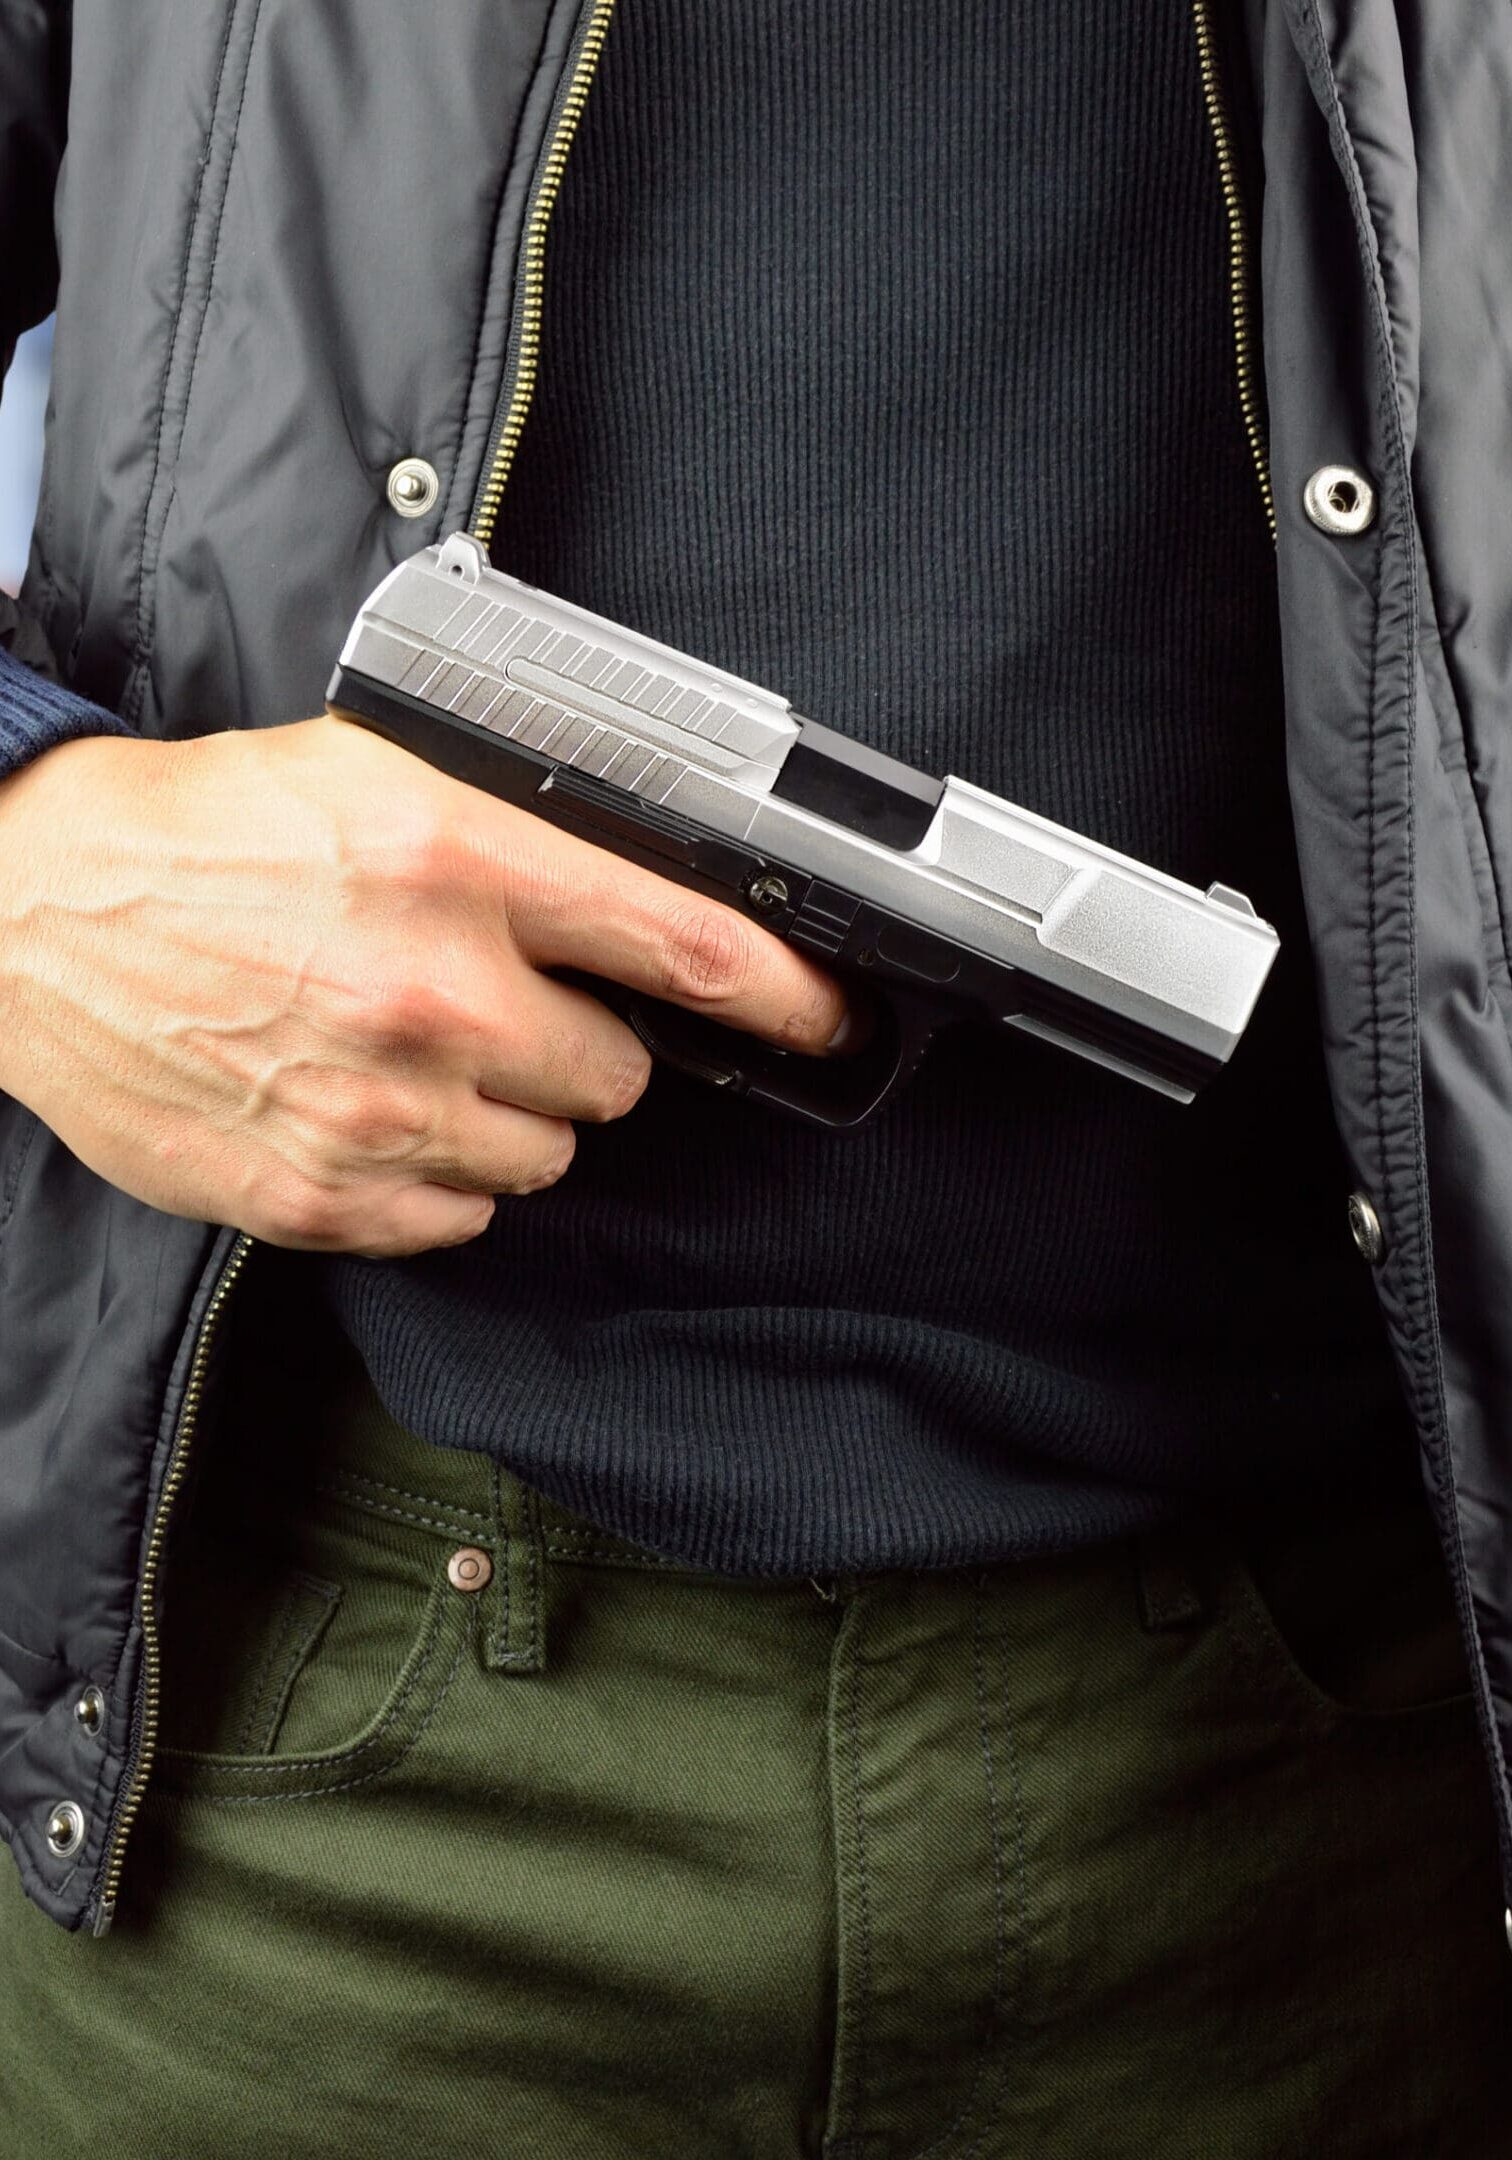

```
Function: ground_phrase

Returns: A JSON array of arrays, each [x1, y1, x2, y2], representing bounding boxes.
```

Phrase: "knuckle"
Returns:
[[661, 902, 755, 1006], [355, 977, 456, 1051], [527, 1123, 577, 1190], [262, 1175, 352, 1249], [324, 1075, 435, 1160], [382, 813, 464, 898], [585, 1047, 653, 1123], [556, 1023, 594, 1092]]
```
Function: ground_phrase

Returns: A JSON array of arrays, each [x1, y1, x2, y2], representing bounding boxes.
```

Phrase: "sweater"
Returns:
[[314, 0, 1418, 1572]]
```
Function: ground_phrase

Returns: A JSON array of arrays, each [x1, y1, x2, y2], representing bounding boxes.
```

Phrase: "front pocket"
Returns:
[[1217, 1488, 1477, 1740], [158, 1537, 342, 1758], [154, 1495, 477, 1802]]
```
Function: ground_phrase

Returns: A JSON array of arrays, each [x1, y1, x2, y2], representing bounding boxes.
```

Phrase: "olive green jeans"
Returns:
[[0, 1313, 1508, 2158]]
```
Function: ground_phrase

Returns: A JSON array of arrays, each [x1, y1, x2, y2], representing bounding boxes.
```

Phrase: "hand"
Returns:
[[0, 714, 854, 1256]]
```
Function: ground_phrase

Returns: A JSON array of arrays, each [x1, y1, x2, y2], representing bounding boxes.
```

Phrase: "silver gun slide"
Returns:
[[327, 532, 1279, 1129]]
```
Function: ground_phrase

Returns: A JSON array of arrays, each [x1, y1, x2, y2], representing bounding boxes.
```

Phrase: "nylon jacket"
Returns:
[[1, 0, 1511, 1942]]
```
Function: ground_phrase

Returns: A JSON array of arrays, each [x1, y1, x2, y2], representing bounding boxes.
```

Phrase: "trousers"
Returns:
[[0, 1279, 1508, 2158]]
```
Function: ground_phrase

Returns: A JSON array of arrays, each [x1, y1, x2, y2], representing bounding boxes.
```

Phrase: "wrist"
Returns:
[[0, 734, 171, 1059]]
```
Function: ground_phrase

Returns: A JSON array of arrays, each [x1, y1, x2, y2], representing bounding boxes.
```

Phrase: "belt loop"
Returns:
[[1134, 1526, 1210, 1634], [481, 1459, 548, 1674]]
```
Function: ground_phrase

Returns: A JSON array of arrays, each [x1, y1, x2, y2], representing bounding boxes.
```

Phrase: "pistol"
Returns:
[[327, 532, 1279, 1129]]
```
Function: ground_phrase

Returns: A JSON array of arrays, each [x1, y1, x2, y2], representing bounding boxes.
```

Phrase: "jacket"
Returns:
[[2, 0, 1511, 1940]]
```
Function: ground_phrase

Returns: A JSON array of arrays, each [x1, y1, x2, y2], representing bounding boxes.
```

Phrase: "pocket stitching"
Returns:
[[192, 1618, 471, 1809], [232, 1569, 342, 1755], [1218, 1549, 1476, 1744], [157, 1571, 469, 1797]]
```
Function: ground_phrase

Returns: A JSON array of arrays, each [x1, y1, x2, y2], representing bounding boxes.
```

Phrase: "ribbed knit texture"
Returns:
[[315, 0, 1416, 1574], [0, 642, 132, 781]]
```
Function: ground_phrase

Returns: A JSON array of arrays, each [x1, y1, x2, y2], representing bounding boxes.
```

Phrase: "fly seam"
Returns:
[[833, 1598, 875, 2134], [953, 1611, 1032, 2160], [910, 1584, 1010, 2160]]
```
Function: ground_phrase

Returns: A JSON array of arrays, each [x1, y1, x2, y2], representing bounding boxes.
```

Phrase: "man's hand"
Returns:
[[0, 714, 854, 1256]]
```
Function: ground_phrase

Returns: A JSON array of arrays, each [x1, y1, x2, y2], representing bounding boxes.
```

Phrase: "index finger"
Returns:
[[502, 817, 856, 1056]]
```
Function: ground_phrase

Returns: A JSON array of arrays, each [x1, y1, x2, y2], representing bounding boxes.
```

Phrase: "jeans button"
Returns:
[[447, 1546, 493, 1593]]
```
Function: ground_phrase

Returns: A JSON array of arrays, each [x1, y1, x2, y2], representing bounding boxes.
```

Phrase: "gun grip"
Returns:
[[587, 980, 946, 1131]]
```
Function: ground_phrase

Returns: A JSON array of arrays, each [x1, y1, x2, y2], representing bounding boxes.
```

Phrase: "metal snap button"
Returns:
[[386, 457, 441, 519], [45, 1800, 86, 1858], [75, 1686, 105, 1738], [1303, 464, 1376, 536], [447, 1546, 493, 1593], [1347, 1190, 1385, 1265]]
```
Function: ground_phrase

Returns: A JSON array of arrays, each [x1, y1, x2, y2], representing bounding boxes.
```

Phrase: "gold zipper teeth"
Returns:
[[1191, 0, 1277, 545], [94, 1229, 256, 1933], [101, 0, 616, 1932], [471, 0, 619, 551]]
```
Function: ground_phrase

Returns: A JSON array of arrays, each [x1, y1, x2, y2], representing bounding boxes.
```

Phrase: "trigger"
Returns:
[[626, 1000, 746, 1090]]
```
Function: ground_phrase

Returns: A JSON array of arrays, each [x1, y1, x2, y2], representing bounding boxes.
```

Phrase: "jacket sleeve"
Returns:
[[0, 0, 135, 778]]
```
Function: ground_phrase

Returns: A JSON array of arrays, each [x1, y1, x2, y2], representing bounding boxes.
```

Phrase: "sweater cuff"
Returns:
[[0, 643, 135, 783]]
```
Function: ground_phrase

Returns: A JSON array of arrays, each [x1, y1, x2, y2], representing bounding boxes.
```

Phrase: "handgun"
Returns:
[[327, 532, 1279, 1130]]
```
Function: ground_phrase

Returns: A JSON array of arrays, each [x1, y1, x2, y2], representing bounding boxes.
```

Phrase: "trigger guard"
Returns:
[[626, 993, 920, 1131], [624, 999, 747, 1091]]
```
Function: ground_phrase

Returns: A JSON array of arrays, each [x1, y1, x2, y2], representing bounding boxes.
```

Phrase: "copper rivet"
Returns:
[[447, 1546, 492, 1593]]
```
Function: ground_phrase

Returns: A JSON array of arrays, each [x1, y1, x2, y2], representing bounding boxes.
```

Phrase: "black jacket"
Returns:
[[3, 0, 1512, 1941]]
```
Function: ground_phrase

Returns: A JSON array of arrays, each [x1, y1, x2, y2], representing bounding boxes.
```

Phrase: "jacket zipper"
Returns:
[[91, 1230, 254, 1936], [90, 0, 620, 1940], [1190, 0, 1277, 544], [469, 0, 620, 550], [99, 0, 1255, 1934]]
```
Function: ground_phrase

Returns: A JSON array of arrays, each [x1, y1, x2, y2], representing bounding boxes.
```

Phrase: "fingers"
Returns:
[[470, 970, 655, 1122], [506, 829, 853, 1056], [244, 1093, 576, 1258], [340, 1186, 500, 1261]]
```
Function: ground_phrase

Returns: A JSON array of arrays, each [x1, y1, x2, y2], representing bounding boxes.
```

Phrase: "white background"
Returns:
[[0, 321, 51, 597]]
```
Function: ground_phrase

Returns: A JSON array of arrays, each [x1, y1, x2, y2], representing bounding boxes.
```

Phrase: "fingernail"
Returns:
[[826, 1010, 859, 1053]]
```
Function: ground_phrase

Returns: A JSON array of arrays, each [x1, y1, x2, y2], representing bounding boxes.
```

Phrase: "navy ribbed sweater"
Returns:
[[316, 0, 1416, 1571]]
